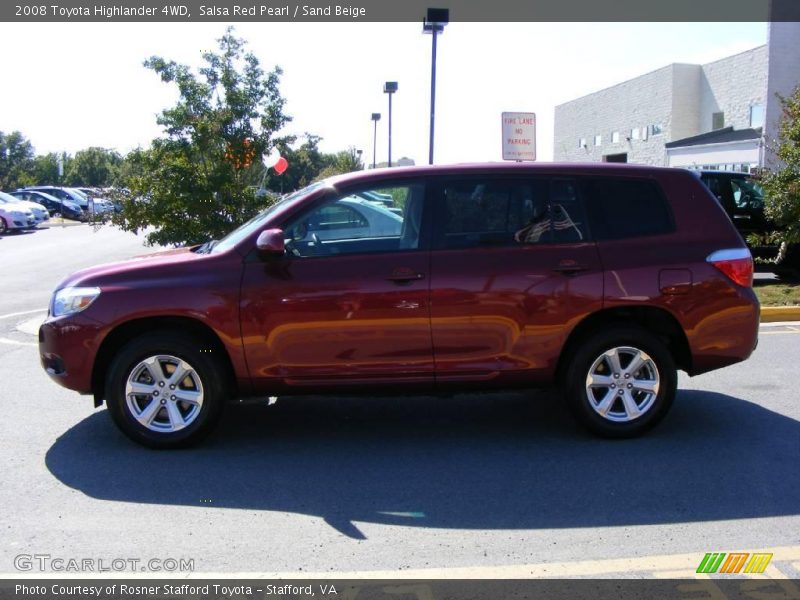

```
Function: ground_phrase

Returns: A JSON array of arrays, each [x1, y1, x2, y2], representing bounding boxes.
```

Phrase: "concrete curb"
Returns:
[[761, 306, 800, 322], [41, 220, 86, 228]]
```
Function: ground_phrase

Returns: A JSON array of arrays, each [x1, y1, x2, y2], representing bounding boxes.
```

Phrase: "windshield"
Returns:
[[68, 188, 88, 200], [0, 191, 19, 204], [210, 182, 328, 254]]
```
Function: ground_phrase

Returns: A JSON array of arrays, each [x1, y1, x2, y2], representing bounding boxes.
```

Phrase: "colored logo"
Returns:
[[696, 552, 773, 574]]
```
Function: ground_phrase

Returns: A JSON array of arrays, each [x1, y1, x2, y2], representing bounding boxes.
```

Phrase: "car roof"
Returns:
[[19, 190, 63, 201], [692, 169, 753, 177], [324, 162, 686, 189]]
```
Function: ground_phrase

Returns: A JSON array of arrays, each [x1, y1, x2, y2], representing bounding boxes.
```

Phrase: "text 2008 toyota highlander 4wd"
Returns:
[[39, 164, 759, 448]]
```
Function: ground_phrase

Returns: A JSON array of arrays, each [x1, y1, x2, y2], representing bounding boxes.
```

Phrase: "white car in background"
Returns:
[[0, 191, 49, 226], [0, 195, 36, 233]]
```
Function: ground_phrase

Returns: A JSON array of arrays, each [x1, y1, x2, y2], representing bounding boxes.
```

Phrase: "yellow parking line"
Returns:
[[20, 545, 795, 580]]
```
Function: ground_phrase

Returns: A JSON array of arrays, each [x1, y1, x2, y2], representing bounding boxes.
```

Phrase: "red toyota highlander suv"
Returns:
[[39, 164, 759, 448]]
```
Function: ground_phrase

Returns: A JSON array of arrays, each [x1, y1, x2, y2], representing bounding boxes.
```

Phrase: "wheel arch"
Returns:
[[556, 305, 692, 384], [92, 316, 237, 407]]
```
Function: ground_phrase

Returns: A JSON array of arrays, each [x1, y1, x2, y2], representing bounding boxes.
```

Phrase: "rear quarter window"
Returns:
[[581, 178, 674, 240]]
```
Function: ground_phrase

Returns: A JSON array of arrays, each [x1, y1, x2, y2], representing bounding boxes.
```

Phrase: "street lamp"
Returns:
[[370, 113, 381, 169], [423, 8, 448, 165], [383, 81, 398, 167]]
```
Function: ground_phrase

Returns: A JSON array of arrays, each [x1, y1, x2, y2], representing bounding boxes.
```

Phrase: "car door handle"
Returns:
[[387, 270, 426, 284], [552, 262, 588, 275]]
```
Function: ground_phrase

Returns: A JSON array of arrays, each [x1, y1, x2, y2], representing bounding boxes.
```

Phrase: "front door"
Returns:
[[240, 182, 434, 391]]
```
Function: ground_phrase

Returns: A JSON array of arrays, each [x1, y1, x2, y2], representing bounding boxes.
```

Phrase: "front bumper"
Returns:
[[39, 314, 106, 394]]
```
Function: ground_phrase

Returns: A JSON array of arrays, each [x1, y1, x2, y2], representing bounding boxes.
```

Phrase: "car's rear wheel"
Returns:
[[563, 326, 677, 438], [0, 218, 7, 234], [105, 332, 226, 448]]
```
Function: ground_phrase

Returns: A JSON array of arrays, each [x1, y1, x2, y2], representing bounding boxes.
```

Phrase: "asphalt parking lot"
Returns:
[[1, 225, 798, 578]]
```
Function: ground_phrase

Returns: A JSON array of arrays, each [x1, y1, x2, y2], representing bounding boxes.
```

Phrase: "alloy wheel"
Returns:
[[125, 354, 204, 432], [584, 346, 660, 422]]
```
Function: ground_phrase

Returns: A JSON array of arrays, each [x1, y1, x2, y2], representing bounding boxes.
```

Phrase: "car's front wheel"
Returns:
[[105, 332, 226, 448], [563, 326, 677, 438]]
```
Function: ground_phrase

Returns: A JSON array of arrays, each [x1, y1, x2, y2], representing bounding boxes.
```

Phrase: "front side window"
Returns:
[[731, 178, 764, 209], [284, 184, 424, 258]]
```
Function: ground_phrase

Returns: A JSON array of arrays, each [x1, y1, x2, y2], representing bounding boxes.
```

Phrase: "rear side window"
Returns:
[[581, 178, 673, 240], [437, 177, 590, 249]]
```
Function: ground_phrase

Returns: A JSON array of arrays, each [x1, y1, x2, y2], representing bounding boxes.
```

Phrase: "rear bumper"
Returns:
[[687, 288, 760, 376], [39, 315, 106, 394]]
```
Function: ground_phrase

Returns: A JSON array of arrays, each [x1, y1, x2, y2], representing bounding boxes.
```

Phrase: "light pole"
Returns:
[[370, 113, 381, 169], [383, 81, 398, 167], [423, 8, 448, 165]]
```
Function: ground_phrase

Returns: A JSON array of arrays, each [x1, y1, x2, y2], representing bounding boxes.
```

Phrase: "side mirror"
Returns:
[[256, 228, 286, 254]]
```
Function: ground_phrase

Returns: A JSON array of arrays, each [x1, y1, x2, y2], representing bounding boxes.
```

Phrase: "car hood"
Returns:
[[56, 245, 210, 290], [0, 202, 33, 214]]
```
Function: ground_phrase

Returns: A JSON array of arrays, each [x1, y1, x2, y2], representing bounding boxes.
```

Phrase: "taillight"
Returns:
[[706, 248, 753, 287]]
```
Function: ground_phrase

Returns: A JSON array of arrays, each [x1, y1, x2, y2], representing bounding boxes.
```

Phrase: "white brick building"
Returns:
[[553, 22, 800, 172]]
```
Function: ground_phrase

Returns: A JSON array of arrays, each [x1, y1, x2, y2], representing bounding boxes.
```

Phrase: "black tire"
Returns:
[[105, 331, 226, 449], [0, 218, 7, 234], [562, 326, 677, 438]]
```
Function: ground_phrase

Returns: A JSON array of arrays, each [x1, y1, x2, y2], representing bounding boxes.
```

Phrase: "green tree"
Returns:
[[262, 134, 326, 193], [761, 84, 800, 259], [66, 147, 122, 187], [114, 28, 290, 246], [0, 131, 35, 190], [27, 153, 66, 186], [315, 146, 364, 180]]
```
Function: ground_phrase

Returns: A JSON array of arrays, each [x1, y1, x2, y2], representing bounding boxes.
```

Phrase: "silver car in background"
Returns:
[[0, 195, 35, 233], [0, 191, 49, 226]]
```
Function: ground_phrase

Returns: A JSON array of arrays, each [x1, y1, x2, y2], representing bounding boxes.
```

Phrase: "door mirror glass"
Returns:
[[256, 228, 286, 254]]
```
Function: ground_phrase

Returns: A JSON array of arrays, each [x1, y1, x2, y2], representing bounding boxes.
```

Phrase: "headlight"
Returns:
[[52, 287, 101, 317]]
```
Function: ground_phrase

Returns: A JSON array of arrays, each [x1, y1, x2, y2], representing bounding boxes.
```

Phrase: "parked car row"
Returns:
[[20, 185, 116, 216], [0, 185, 121, 234], [9, 189, 84, 221]]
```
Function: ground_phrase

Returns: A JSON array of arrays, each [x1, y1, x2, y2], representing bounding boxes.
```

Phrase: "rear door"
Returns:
[[427, 175, 604, 385]]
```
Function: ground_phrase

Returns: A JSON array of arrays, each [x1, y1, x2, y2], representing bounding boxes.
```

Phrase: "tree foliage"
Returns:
[[0, 131, 35, 190], [66, 147, 121, 187], [29, 153, 66, 187], [113, 27, 290, 246], [315, 147, 364, 180], [762, 84, 800, 249]]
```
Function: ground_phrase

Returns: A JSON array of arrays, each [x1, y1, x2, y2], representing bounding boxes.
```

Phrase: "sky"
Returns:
[[0, 21, 767, 165]]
